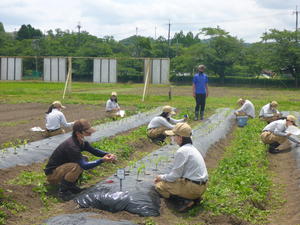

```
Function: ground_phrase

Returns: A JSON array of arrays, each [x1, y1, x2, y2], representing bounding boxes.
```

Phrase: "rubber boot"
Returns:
[[58, 179, 83, 201], [194, 111, 199, 121], [268, 142, 280, 154], [200, 111, 204, 120]]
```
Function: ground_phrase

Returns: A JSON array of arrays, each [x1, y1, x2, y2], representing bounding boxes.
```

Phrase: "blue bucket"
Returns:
[[237, 116, 248, 127]]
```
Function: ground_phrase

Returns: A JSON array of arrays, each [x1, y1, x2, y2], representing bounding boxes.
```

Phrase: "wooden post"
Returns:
[[142, 59, 151, 102], [63, 57, 72, 99]]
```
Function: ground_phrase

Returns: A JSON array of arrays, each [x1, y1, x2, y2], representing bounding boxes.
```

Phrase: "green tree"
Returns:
[[0, 22, 5, 33], [200, 27, 244, 83], [262, 29, 300, 87], [16, 24, 43, 40]]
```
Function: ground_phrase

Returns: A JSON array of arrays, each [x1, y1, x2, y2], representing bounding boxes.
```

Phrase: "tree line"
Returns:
[[0, 22, 299, 86]]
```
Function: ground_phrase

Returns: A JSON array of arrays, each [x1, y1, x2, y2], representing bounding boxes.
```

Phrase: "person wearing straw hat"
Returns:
[[105, 92, 125, 119], [234, 98, 255, 118], [192, 64, 209, 121], [45, 101, 75, 137], [261, 115, 300, 153], [154, 123, 208, 212], [259, 101, 281, 123], [147, 106, 187, 143], [44, 119, 117, 200]]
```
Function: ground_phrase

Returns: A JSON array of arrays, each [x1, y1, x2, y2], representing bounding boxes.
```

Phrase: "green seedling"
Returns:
[[23, 139, 28, 148], [136, 163, 146, 181]]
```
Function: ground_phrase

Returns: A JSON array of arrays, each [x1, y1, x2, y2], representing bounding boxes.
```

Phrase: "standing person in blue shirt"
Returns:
[[192, 65, 209, 121]]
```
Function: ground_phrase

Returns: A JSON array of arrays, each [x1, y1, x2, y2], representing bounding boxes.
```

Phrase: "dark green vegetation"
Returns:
[[193, 119, 278, 224], [1, 22, 299, 86]]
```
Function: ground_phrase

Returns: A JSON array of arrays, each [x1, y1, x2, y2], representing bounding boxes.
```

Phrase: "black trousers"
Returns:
[[195, 93, 206, 112]]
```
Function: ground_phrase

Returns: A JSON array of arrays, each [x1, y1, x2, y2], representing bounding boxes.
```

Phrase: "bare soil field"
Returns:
[[0, 103, 135, 145]]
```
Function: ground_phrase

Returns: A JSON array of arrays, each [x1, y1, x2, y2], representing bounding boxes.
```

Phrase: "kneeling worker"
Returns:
[[234, 98, 255, 118], [44, 119, 117, 200], [259, 101, 281, 123], [261, 115, 300, 153], [45, 101, 75, 137], [154, 123, 208, 212], [147, 106, 186, 143]]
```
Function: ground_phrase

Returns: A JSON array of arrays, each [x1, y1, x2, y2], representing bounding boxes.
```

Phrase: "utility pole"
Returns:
[[136, 27, 138, 36], [155, 26, 157, 40], [77, 21, 81, 46], [167, 20, 171, 58], [293, 6, 299, 42]]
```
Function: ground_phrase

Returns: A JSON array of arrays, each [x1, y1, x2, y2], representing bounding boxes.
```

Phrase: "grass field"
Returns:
[[0, 81, 300, 225]]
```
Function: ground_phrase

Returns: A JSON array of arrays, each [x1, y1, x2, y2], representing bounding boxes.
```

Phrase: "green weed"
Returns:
[[192, 119, 279, 224]]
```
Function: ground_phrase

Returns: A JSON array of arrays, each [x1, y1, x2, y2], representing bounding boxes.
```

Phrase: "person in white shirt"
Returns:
[[234, 98, 255, 118], [261, 115, 300, 153], [259, 101, 281, 123], [154, 123, 208, 212], [105, 92, 124, 119], [147, 105, 187, 143], [45, 101, 75, 137]]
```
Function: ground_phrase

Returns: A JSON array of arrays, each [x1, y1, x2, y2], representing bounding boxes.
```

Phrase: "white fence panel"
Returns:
[[43, 58, 66, 82], [0, 57, 22, 80], [93, 58, 117, 83], [144, 59, 169, 84]]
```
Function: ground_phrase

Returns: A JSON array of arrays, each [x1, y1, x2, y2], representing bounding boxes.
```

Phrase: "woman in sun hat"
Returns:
[[105, 92, 125, 119], [147, 105, 187, 143], [45, 101, 75, 137]]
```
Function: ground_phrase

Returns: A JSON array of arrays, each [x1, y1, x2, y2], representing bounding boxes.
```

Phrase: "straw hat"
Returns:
[[165, 123, 192, 137], [52, 101, 66, 109]]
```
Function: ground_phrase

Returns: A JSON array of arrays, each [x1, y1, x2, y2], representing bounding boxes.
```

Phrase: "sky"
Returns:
[[0, 0, 298, 43]]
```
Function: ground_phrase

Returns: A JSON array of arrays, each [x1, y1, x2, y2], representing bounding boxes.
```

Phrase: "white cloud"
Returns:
[[0, 0, 296, 42]]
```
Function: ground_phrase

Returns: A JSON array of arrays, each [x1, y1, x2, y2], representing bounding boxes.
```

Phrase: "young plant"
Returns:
[[136, 164, 145, 181]]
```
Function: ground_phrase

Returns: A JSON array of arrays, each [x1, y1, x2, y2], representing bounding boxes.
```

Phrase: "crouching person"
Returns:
[[147, 105, 186, 144], [44, 119, 117, 201], [261, 115, 300, 153], [154, 123, 208, 212], [259, 101, 281, 123], [234, 98, 255, 118]]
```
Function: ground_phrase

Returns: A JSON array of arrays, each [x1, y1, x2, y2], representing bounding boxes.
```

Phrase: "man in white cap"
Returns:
[[45, 101, 75, 137], [261, 115, 300, 153], [259, 101, 281, 123], [235, 98, 255, 118], [44, 119, 117, 200], [147, 106, 187, 143], [192, 64, 209, 121], [154, 123, 208, 212]]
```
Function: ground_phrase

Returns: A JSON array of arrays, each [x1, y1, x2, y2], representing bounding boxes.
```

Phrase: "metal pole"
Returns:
[[167, 20, 171, 57]]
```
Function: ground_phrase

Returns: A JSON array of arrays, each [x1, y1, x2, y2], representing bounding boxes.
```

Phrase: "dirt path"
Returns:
[[268, 150, 300, 225]]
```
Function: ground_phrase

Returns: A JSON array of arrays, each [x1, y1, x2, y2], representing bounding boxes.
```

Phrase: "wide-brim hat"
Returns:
[[165, 123, 192, 137], [237, 98, 244, 104], [162, 105, 176, 115], [287, 115, 296, 123], [111, 92, 117, 96], [52, 101, 66, 109], [74, 119, 96, 134], [270, 101, 278, 107]]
